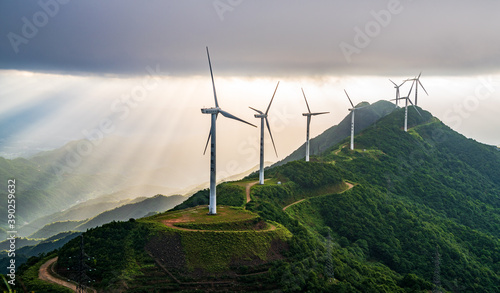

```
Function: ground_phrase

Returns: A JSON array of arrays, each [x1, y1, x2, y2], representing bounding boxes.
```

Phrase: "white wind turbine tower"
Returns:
[[406, 72, 428, 106], [344, 90, 368, 150], [389, 79, 406, 107], [301, 88, 329, 162], [250, 81, 280, 185], [398, 81, 422, 132], [201, 47, 256, 214]]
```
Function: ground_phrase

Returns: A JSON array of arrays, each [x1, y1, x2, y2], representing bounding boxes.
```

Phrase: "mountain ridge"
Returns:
[[273, 100, 396, 166], [15, 102, 500, 292]]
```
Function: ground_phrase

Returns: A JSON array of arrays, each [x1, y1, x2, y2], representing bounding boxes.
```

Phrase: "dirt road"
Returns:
[[282, 181, 355, 211], [282, 199, 306, 211], [39, 257, 77, 291], [163, 220, 276, 232], [39, 257, 96, 293], [246, 180, 260, 203]]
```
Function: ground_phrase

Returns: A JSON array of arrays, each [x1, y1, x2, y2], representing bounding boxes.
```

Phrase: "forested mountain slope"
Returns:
[[16, 105, 500, 292]]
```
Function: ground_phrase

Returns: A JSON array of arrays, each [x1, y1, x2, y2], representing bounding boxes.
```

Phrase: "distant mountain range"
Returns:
[[28, 194, 185, 239], [20, 184, 178, 237], [0, 131, 269, 233]]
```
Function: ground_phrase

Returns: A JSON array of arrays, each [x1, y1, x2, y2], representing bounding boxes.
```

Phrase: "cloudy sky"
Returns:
[[1, 0, 500, 190], [2, 0, 500, 76]]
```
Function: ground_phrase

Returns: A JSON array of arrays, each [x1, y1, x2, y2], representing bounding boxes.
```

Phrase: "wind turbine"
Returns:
[[389, 79, 406, 107], [250, 81, 280, 185], [406, 72, 428, 106], [201, 47, 256, 214], [397, 81, 422, 132], [301, 88, 329, 162], [344, 90, 367, 150]]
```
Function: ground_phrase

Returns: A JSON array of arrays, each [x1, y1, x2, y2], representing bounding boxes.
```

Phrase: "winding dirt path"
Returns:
[[39, 257, 96, 293], [39, 257, 76, 291], [282, 199, 307, 211], [162, 220, 276, 232], [246, 180, 260, 203], [282, 181, 355, 211]]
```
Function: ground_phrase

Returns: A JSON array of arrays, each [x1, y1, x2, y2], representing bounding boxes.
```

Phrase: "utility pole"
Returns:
[[66, 235, 94, 293]]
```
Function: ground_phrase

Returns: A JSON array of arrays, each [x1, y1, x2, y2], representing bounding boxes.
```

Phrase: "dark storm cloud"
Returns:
[[1, 0, 500, 77]]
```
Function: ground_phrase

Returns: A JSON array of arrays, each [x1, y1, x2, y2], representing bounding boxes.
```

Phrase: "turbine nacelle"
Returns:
[[201, 107, 220, 114]]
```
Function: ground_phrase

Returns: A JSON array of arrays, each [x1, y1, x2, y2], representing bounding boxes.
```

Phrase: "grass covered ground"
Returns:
[[142, 206, 292, 274], [149, 205, 257, 225]]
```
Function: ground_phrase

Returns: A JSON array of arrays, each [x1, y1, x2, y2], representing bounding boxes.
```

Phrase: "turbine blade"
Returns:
[[203, 113, 218, 154], [302, 88, 311, 113], [418, 80, 429, 95], [344, 89, 355, 108], [265, 81, 280, 115], [398, 80, 407, 87], [220, 109, 257, 127], [249, 106, 263, 114], [406, 79, 415, 97], [203, 130, 211, 155], [389, 79, 397, 86], [408, 99, 423, 117], [206, 47, 219, 108], [265, 117, 278, 157], [311, 111, 330, 116]]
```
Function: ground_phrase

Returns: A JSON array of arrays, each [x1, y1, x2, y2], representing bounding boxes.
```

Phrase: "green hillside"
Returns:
[[16, 104, 500, 292], [171, 181, 246, 211], [42, 207, 291, 292], [286, 106, 500, 291], [274, 100, 396, 166]]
